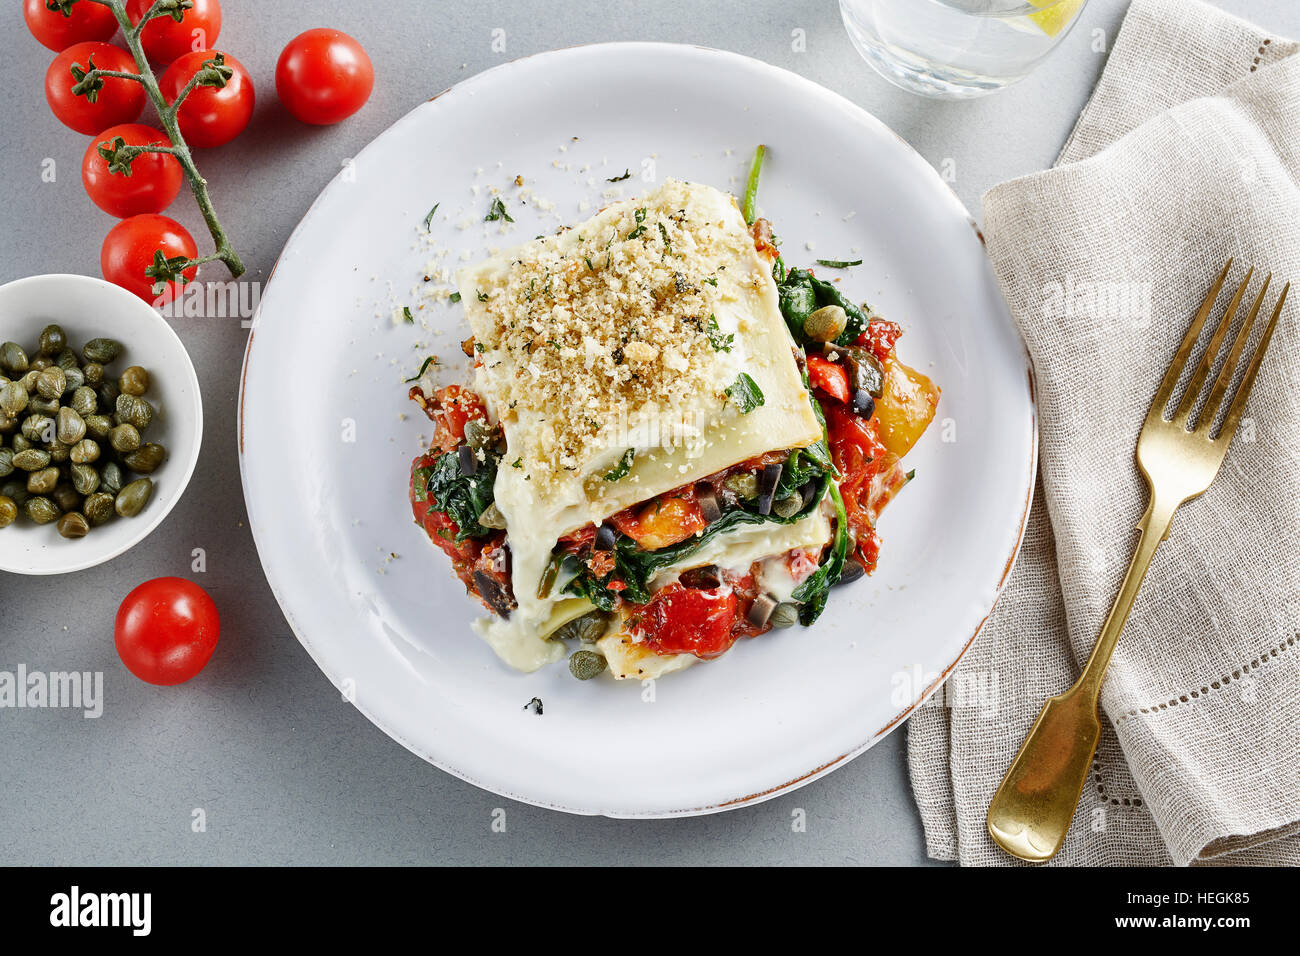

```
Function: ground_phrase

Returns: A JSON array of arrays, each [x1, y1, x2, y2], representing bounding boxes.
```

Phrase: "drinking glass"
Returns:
[[839, 0, 1087, 99]]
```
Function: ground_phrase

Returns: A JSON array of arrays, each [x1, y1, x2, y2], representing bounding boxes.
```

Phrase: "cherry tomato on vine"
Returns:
[[159, 48, 254, 148], [24, 0, 118, 52], [45, 41, 145, 135], [101, 214, 197, 304], [115, 577, 220, 686], [275, 28, 374, 126], [82, 123, 183, 218], [126, 0, 221, 65]]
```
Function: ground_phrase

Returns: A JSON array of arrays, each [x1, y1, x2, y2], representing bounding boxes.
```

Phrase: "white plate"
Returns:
[[0, 274, 203, 575], [239, 44, 1036, 816]]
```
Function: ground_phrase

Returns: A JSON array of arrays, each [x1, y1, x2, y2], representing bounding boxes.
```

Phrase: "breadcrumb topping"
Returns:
[[463, 179, 765, 491]]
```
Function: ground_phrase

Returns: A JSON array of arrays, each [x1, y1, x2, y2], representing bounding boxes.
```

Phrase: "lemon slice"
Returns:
[[1027, 0, 1082, 37]]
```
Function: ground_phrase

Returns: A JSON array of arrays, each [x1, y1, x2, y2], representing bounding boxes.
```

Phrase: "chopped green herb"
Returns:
[[742, 144, 766, 225], [584, 255, 596, 271], [476, 290, 489, 302], [627, 207, 647, 240], [607, 169, 632, 182], [485, 197, 515, 223], [703, 276, 718, 287], [705, 314, 734, 353], [725, 372, 765, 413], [906, 468, 916, 481], [422, 203, 439, 231], [402, 306, 415, 324], [475, 343, 486, 353], [815, 258, 863, 269], [403, 355, 438, 383], [603, 448, 635, 482], [658, 221, 672, 256], [511, 457, 523, 469], [449, 291, 462, 303]]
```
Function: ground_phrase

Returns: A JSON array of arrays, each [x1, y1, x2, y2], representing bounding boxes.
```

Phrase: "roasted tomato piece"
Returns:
[[609, 493, 706, 551], [633, 582, 739, 660], [410, 454, 472, 564], [806, 353, 850, 404], [874, 358, 940, 459], [823, 402, 890, 573], [410, 452, 512, 615], [409, 384, 488, 452], [855, 318, 903, 364], [750, 218, 779, 260]]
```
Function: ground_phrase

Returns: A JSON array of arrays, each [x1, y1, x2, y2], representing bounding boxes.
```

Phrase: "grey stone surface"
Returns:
[[0, 0, 1293, 865]]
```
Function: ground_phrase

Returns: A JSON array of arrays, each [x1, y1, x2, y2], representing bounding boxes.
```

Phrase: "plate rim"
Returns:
[[237, 41, 1039, 817]]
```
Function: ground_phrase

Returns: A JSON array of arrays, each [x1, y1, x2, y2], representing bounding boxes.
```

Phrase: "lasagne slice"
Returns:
[[406, 172, 940, 679], [456, 179, 822, 670]]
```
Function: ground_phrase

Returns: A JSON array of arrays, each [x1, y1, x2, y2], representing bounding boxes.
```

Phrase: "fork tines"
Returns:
[[1148, 259, 1289, 441]]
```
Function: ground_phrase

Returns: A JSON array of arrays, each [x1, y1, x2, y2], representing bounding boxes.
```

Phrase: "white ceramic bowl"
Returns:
[[0, 274, 202, 575]]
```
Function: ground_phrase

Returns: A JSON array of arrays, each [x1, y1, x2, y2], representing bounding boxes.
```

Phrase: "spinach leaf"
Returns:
[[776, 267, 871, 346], [790, 482, 849, 624], [425, 448, 500, 541]]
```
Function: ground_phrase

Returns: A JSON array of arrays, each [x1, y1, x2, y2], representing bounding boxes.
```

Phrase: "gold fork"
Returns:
[[986, 260, 1289, 863]]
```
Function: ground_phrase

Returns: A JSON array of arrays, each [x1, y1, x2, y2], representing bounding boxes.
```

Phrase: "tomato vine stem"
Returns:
[[63, 0, 245, 288]]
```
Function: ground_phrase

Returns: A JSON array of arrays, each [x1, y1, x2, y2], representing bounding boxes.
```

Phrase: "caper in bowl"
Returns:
[[0, 274, 202, 575]]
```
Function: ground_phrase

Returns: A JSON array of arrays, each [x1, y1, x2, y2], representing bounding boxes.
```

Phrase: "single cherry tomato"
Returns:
[[159, 49, 254, 148], [634, 582, 740, 660], [45, 42, 144, 135], [115, 577, 220, 686], [24, 0, 118, 52], [806, 353, 851, 404], [275, 28, 374, 125], [101, 214, 197, 304], [82, 123, 183, 218], [126, 0, 221, 64]]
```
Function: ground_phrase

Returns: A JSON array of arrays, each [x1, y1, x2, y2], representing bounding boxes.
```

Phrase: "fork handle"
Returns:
[[986, 492, 1178, 862], [1075, 493, 1178, 702]]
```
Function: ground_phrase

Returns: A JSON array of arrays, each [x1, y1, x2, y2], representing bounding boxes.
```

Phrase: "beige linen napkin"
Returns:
[[907, 0, 1300, 866]]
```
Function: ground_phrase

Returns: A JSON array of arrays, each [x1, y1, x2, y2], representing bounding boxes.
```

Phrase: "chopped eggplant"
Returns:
[[747, 592, 779, 627], [679, 564, 723, 589], [835, 560, 865, 587], [851, 388, 876, 418], [757, 463, 783, 516], [798, 479, 819, 509], [697, 481, 722, 523], [457, 444, 478, 477], [475, 571, 516, 617], [843, 346, 885, 398]]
